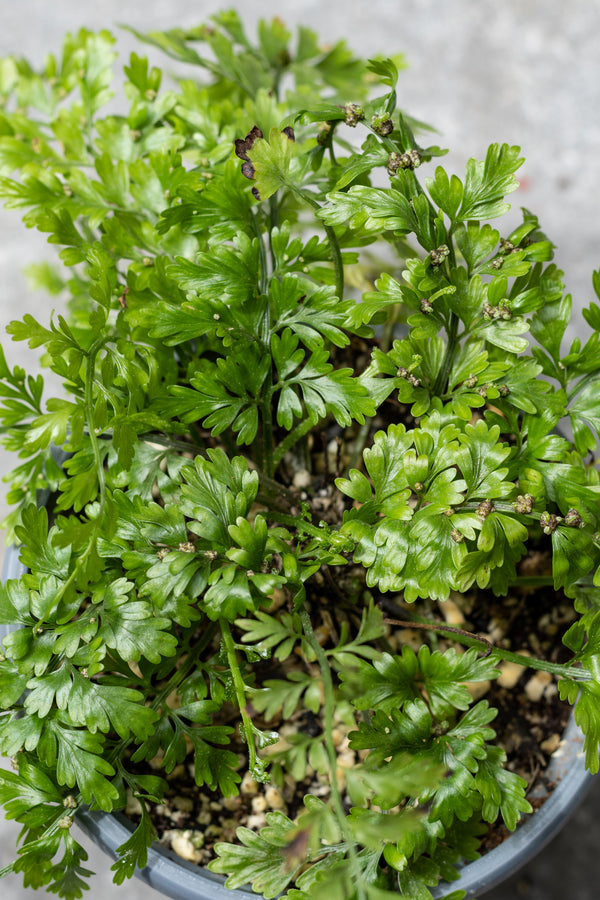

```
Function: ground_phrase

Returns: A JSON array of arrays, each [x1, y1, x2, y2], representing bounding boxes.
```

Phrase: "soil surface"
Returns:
[[125, 364, 575, 874], [123, 553, 574, 869]]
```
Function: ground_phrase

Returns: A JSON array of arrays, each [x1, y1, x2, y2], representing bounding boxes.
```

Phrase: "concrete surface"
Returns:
[[1, 0, 600, 897]]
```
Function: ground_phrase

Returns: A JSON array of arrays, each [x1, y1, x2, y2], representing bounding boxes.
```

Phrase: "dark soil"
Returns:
[[124, 361, 575, 872], [123, 552, 574, 868]]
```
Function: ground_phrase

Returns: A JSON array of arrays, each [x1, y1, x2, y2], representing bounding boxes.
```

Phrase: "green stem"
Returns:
[[149, 623, 219, 713], [323, 222, 344, 300], [380, 305, 399, 354], [220, 619, 264, 781], [487, 647, 590, 682], [299, 605, 368, 900], [385, 617, 591, 682], [293, 187, 344, 299], [43, 338, 108, 615], [255, 471, 298, 511], [365, 125, 397, 155], [347, 418, 372, 471], [567, 371, 599, 403], [105, 621, 219, 771], [433, 311, 459, 395], [458, 501, 541, 522], [446, 224, 457, 269], [268, 196, 279, 273], [272, 415, 318, 470], [250, 208, 269, 295], [85, 338, 108, 509], [264, 510, 324, 541], [261, 379, 275, 478], [255, 220, 275, 476]]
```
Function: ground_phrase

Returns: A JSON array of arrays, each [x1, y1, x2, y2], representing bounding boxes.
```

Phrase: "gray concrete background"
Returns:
[[1, 0, 600, 896]]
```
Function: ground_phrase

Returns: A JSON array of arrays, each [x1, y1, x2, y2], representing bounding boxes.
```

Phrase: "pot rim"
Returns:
[[0, 544, 594, 899]]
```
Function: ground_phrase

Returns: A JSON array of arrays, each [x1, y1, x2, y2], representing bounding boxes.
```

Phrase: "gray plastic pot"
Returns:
[[0, 543, 594, 900]]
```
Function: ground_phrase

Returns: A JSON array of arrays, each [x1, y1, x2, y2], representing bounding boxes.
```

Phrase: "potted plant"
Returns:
[[0, 11, 599, 899]]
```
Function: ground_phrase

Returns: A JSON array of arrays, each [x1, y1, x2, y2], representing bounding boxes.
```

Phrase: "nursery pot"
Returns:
[[0, 543, 594, 900]]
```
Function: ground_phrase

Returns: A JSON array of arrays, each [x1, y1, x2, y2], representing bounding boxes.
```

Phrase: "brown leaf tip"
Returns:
[[234, 125, 264, 161]]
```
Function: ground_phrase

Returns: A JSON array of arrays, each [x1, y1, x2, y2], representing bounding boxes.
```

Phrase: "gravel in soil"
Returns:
[[123, 571, 574, 869], [125, 380, 575, 873]]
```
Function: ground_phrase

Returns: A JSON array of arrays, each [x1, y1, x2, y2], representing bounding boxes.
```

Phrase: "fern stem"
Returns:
[[220, 619, 265, 782], [85, 337, 108, 514], [255, 470, 297, 511], [46, 339, 108, 613], [250, 207, 269, 295], [385, 617, 591, 682], [293, 187, 344, 299], [567, 370, 597, 403], [299, 605, 368, 900], [347, 417, 372, 471], [264, 510, 324, 541], [272, 415, 316, 470], [433, 310, 459, 395], [261, 379, 275, 478], [379, 306, 399, 354], [268, 195, 279, 273], [150, 622, 219, 712], [323, 222, 344, 300], [103, 622, 220, 779]]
